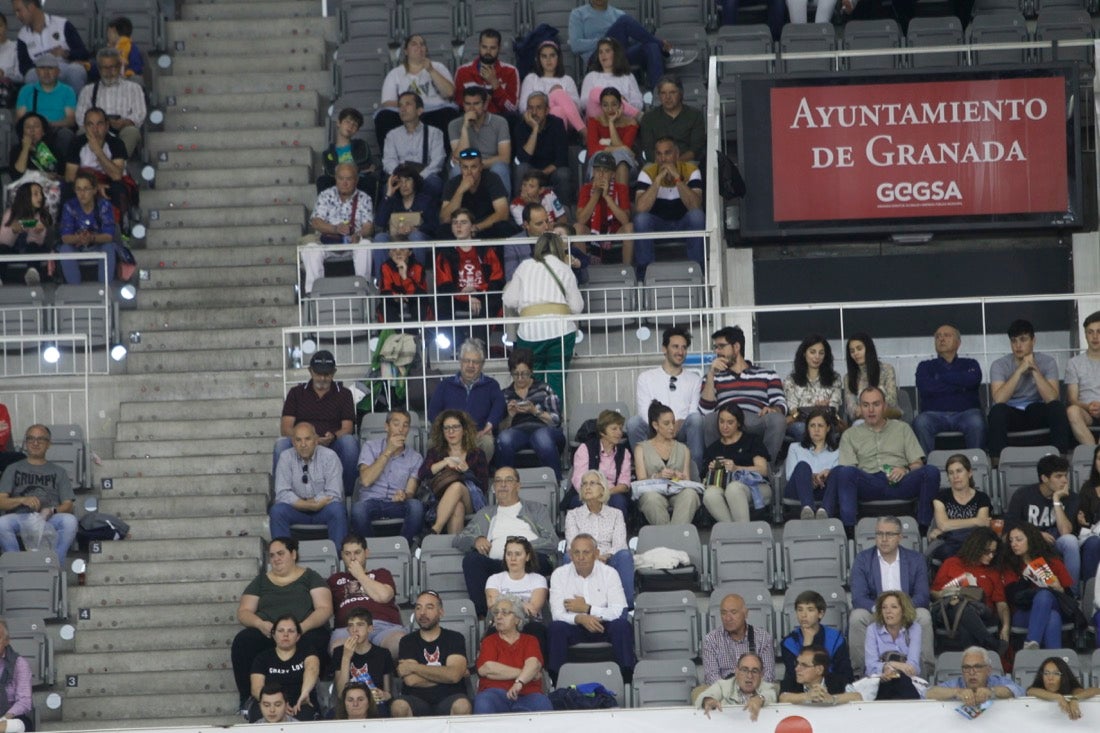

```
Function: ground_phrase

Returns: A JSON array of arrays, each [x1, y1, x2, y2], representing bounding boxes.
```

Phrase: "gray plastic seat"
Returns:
[[780, 22, 837, 73], [906, 15, 965, 68], [709, 521, 778, 589], [305, 276, 374, 328], [632, 589, 700, 659], [629, 658, 697, 707], [417, 533, 468, 598], [843, 18, 903, 70], [967, 13, 1030, 66], [365, 535, 414, 605]]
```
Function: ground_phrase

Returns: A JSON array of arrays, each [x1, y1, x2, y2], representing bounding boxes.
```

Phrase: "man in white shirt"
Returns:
[[75, 48, 146, 158], [626, 325, 704, 475], [547, 533, 635, 680]]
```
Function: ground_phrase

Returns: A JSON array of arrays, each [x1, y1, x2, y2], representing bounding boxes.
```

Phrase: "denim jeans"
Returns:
[[496, 425, 566, 481], [911, 408, 987, 456], [473, 687, 553, 714], [1012, 588, 1063, 648], [59, 242, 116, 284], [0, 511, 78, 557], [633, 209, 706, 281], [350, 498, 425, 545], [269, 501, 348, 547]]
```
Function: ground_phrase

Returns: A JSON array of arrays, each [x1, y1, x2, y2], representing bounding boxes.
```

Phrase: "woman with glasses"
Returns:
[[473, 595, 553, 714], [231, 537, 333, 716], [564, 470, 634, 609], [926, 454, 992, 563], [930, 527, 1009, 654], [418, 410, 488, 536], [58, 169, 116, 284], [1026, 655, 1100, 720], [501, 232, 584, 402], [485, 537, 549, 655], [495, 347, 567, 481]]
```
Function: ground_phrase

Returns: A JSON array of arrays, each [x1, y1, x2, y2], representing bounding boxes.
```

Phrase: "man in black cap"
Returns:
[[274, 350, 360, 495]]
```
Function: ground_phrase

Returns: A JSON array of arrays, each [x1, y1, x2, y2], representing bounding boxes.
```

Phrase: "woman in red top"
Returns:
[[1001, 523, 1073, 649], [473, 594, 552, 714], [585, 87, 638, 187], [931, 527, 1010, 654]]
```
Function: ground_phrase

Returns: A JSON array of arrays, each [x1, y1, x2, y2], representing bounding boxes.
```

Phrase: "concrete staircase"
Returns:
[[48, 0, 338, 728]]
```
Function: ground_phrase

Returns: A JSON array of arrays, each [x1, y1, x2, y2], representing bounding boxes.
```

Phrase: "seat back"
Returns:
[[641, 261, 706, 314], [635, 523, 704, 591], [54, 283, 111, 349], [933, 650, 1004, 684], [366, 536, 413, 605], [417, 534, 469, 598], [708, 583, 777, 641], [566, 400, 630, 449], [780, 22, 837, 73], [629, 658, 697, 707], [0, 285, 47, 342], [515, 466, 560, 516], [1012, 647, 1080, 687], [927, 448, 996, 497], [101, 0, 165, 50], [997, 445, 1059, 510], [46, 423, 87, 489], [439, 596, 480, 666], [842, 18, 903, 70], [906, 16, 965, 68], [1034, 8, 1094, 64], [0, 551, 66, 619], [5, 615, 51, 686], [632, 590, 701, 659], [306, 276, 373, 327], [582, 264, 637, 318], [555, 660, 626, 700], [294, 539, 339, 578], [781, 518, 847, 586], [709, 521, 777, 589], [966, 13, 1030, 66], [1071, 443, 1097, 493], [399, 0, 463, 65]]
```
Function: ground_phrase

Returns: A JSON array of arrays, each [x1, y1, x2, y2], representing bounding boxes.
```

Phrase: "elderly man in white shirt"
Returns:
[[75, 48, 146, 158], [547, 533, 636, 680]]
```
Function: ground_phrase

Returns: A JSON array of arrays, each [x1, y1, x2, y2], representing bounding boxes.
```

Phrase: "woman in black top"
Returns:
[[702, 403, 771, 523], [249, 614, 321, 721]]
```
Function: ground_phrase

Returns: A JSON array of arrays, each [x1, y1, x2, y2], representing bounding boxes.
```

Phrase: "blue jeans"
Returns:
[[911, 408, 987, 456], [823, 464, 940, 527], [272, 435, 361, 496], [0, 511, 78, 557], [59, 242, 116, 284], [626, 412, 705, 477], [721, 0, 787, 40], [1083, 535, 1100, 583], [547, 615, 636, 675], [785, 461, 826, 510], [496, 425, 566, 481], [1054, 534, 1081, 586], [269, 501, 348, 546], [633, 208, 707, 281], [604, 15, 664, 87], [473, 687, 553, 714], [350, 498, 425, 545], [1012, 588, 1063, 648]]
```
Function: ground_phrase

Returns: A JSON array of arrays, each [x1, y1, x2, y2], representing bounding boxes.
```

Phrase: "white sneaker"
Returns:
[[1022, 640, 1040, 650], [800, 506, 814, 520], [666, 47, 699, 68], [815, 507, 828, 520], [23, 267, 40, 286]]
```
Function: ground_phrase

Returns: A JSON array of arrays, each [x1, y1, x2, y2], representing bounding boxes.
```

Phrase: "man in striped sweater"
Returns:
[[699, 325, 787, 464]]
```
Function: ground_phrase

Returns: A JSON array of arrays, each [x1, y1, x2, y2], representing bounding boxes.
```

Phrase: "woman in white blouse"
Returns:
[[564, 470, 634, 609], [374, 33, 458, 150]]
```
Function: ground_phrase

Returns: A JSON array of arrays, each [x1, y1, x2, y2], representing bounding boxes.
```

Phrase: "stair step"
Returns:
[[60, 669, 237, 699], [155, 70, 333, 97], [169, 51, 325, 75], [147, 126, 325, 154], [137, 283, 297, 309], [85, 557, 261, 585], [99, 453, 272, 478], [125, 326, 287, 353], [113, 436, 280, 458], [77, 601, 240, 632], [160, 89, 319, 113], [144, 184, 317, 210], [145, 203, 306, 229], [153, 165, 313, 190], [109, 515, 268, 541], [160, 109, 318, 132], [166, 17, 338, 44], [46, 714, 240, 729], [57, 691, 240, 721], [116, 416, 277, 442], [58, 647, 233, 675], [144, 265, 296, 289], [120, 397, 280, 422], [106, 474, 269, 499], [145, 226, 302, 249], [120, 303, 299, 331], [99, 495, 269, 524], [74, 624, 239, 654], [83, 536, 263, 562], [153, 144, 314, 170], [180, 0, 324, 21], [71, 579, 245, 609]]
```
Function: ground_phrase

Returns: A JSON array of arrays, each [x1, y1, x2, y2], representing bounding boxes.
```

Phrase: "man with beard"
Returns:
[[453, 29, 519, 118], [391, 591, 472, 717], [75, 47, 145, 158]]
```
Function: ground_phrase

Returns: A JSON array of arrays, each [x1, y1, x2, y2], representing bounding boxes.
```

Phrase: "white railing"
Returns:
[[0, 333, 92, 440]]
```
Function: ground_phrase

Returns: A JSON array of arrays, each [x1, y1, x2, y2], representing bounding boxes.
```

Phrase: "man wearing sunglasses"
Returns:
[[626, 325, 704, 476], [269, 422, 348, 546], [439, 146, 514, 240], [0, 424, 77, 557]]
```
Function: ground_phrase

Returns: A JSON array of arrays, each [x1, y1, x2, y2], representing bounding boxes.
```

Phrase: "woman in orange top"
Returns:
[[931, 527, 1009, 654]]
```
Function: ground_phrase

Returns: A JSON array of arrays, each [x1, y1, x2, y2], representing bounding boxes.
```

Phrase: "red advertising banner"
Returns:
[[770, 77, 1068, 221]]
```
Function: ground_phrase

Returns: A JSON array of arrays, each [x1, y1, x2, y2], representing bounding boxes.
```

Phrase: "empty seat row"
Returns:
[[0, 284, 115, 349]]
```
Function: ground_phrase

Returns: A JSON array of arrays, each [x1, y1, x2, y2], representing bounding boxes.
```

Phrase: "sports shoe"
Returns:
[[665, 47, 699, 68], [1022, 640, 1039, 650], [800, 506, 814, 520], [23, 267, 40, 286], [815, 507, 828, 520]]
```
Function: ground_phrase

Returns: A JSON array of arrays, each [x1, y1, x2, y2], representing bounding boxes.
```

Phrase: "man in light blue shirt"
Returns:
[[568, 0, 695, 88], [351, 409, 425, 545], [925, 647, 1024, 703]]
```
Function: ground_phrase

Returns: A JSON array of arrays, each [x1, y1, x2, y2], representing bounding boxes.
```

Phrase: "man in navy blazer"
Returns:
[[848, 516, 933, 677]]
